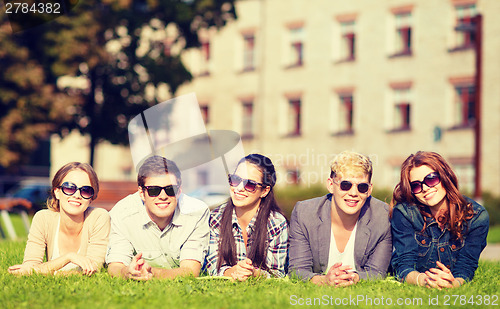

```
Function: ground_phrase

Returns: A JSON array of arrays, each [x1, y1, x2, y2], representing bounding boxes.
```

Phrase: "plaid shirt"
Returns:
[[204, 203, 289, 277]]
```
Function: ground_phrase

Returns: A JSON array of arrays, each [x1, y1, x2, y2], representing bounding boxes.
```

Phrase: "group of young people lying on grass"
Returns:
[[8, 151, 489, 289]]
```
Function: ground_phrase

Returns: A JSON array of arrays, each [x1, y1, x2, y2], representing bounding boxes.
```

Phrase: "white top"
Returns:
[[105, 192, 210, 268], [52, 219, 82, 272], [326, 223, 358, 273]]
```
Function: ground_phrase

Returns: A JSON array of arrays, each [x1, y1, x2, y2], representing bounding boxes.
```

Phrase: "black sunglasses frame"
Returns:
[[410, 172, 441, 194], [332, 179, 371, 194], [228, 174, 264, 193], [142, 185, 179, 197], [59, 182, 95, 199]]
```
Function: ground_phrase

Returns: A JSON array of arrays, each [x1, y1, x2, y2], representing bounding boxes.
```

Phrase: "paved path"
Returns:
[[480, 244, 500, 261]]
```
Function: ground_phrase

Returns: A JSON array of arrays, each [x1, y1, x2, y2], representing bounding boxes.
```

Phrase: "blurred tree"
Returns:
[[0, 19, 76, 171], [0, 0, 236, 168]]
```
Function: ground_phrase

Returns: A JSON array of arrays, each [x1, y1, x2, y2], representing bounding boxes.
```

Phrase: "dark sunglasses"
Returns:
[[410, 172, 440, 194], [60, 182, 95, 199], [228, 174, 264, 193], [333, 179, 371, 194], [142, 185, 179, 197]]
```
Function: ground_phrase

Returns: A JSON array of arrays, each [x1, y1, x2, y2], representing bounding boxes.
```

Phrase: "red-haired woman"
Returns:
[[391, 151, 489, 289]]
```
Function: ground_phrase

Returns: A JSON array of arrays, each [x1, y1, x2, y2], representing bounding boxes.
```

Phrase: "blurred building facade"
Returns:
[[51, 0, 500, 195], [172, 0, 500, 194]]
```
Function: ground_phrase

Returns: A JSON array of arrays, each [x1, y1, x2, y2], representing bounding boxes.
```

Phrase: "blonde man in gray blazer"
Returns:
[[289, 151, 392, 286]]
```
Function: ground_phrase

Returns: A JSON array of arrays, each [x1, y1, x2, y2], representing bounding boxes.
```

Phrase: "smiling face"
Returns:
[[327, 173, 372, 218], [139, 173, 179, 230], [54, 170, 93, 217], [230, 162, 270, 212], [409, 165, 448, 212]]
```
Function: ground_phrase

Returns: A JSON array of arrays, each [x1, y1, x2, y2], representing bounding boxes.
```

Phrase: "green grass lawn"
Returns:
[[1, 240, 499, 309], [487, 225, 500, 244]]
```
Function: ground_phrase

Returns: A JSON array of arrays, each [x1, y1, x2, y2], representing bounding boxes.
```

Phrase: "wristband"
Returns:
[[416, 273, 424, 287]]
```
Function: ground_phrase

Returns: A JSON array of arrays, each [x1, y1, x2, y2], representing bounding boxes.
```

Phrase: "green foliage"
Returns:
[[275, 185, 393, 220], [3, 213, 31, 239], [1, 240, 499, 308], [482, 191, 500, 226], [0, 0, 237, 168], [274, 185, 328, 219], [0, 16, 75, 169], [487, 226, 500, 244], [371, 188, 393, 205]]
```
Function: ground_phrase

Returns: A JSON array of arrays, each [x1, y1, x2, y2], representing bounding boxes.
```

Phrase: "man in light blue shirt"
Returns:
[[106, 156, 209, 280]]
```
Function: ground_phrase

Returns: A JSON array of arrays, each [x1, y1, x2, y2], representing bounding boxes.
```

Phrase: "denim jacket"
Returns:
[[391, 197, 489, 282]]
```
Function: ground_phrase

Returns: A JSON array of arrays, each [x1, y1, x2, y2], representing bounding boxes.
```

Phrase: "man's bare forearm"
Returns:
[[107, 262, 128, 278], [151, 266, 198, 279]]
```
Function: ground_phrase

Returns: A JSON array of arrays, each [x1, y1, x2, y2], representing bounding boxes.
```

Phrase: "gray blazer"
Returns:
[[288, 194, 392, 281]]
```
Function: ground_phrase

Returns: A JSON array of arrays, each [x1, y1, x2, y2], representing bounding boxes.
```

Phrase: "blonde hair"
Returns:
[[330, 151, 373, 182]]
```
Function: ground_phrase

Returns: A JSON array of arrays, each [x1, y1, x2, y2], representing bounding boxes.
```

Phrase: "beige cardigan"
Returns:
[[23, 207, 110, 269]]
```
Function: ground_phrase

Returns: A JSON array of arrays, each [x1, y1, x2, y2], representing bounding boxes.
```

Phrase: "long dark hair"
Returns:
[[390, 151, 474, 240], [216, 154, 286, 272]]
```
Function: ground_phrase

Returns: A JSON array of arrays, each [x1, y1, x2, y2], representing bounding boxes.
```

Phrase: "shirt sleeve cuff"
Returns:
[[180, 248, 206, 264], [105, 253, 132, 266], [397, 268, 415, 282]]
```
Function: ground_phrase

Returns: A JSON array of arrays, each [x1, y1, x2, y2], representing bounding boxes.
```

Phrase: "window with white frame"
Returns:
[[394, 12, 412, 55], [455, 4, 477, 48], [200, 105, 209, 125], [453, 163, 474, 194], [200, 41, 211, 75], [453, 84, 475, 127], [243, 34, 255, 71], [197, 169, 209, 186], [286, 168, 300, 185], [393, 87, 412, 130], [335, 93, 354, 134], [241, 100, 254, 138], [340, 20, 355, 61], [288, 27, 304, 67], [287, 97, 301, 136]]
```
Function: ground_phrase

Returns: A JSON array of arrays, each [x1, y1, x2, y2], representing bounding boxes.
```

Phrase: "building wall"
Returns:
[[51, 133, 134, 181], [175, 0, 500, 194]]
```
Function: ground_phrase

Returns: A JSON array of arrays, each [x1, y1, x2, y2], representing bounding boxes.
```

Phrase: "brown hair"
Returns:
[[390, 151, 473, 240], [216, 154, 286, 273], [137, 156, 182, 187], [47, 162, 99, 211]]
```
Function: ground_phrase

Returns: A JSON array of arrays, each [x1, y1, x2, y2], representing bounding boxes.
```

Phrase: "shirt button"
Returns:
[[421, 240, 426, 245], [440, 248, 445, 252], [451, 245, 456, 249]]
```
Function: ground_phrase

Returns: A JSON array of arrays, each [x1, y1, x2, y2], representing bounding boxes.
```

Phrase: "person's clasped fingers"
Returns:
[[437, 280, 453, 289], [426, 269, 453, 283], [424, 277, 439, 289], [337, 265, 352, 272], [336, 280, 354, 287], [436, 261, 451, 273], [439, 272, 455, 283], [335, 272, 355, 281], [238, 260, 254, 271]]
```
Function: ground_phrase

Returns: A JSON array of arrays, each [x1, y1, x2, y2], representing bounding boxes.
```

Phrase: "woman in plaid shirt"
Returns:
[[205, 154, 289, 280]]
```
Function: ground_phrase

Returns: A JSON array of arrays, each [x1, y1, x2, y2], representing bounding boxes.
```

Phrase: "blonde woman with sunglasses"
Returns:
[[8, 162, 110, 276], [204, 154, 288, 280], [289, 151, 392, 286], [390, 151, 489, 289]]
